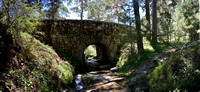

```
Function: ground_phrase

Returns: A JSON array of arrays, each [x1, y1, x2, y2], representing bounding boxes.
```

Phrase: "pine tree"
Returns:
[[51, 0, 55, 19], [106, 0, 125, 23], [42, 0, 68, 19], [39, 0, 42, 14], [181, 0, 199, 41], [159, 0, 172, 42], [87, 0, 107, 21], [145, 0, 151, 40], [71, 0, 90, 20], [151, 0, 157, 43], [134, 0, 144, 54]]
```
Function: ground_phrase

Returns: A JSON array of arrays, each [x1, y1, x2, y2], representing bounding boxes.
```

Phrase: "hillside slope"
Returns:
[[0, 32, 74, 91], [147, 41, 200, 91]]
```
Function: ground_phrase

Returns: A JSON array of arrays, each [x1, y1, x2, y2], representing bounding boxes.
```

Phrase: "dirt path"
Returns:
[[133, 52, 169, 89]]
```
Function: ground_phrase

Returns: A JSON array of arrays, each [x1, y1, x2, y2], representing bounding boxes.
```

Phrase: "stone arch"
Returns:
[[38, 20, 127, 70]]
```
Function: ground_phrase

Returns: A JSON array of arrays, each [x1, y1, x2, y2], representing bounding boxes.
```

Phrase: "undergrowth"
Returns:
[[54, 48, 82, 71], [117, 49, 157, 73], [0, 32, 74, 91], [117, 37, 168, 77], [147, 41, 200, 92]]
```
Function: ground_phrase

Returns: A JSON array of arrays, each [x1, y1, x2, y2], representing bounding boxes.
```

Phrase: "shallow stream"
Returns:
[[75, 67, 133, 92]]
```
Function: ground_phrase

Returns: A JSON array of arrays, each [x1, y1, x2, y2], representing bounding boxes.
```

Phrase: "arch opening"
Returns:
[[84, 45, 97, 61], [82, 43, 112, 71]]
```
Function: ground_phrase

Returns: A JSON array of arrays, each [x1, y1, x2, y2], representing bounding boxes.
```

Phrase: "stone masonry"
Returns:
[[38, 20, 126, 65]]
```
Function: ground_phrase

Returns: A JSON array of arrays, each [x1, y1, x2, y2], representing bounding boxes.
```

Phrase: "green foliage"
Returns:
[[18, 74, 33, 91], [119, 26, 137, 54], [87, 0, 107, 20], [117, 37, 167, 77], [117, 49, 158, 77], [117, 57, 128, 68], [147, 42, 200, 92], [57, 64, 73, 84], [0, 0, 43, 47], [151, 0, 199, 43], [171, 6, 188, 42], [170, 88, 180, 92], [84, 45, 97, 61], [171, 0, 199, 42], [19, 33, 74, 91], [43, 0, 69, 19], [55, 48, 81, 68], [141, 19, 151, 40], [0, 36, 5, 49], [0, 85, 5, 91], [150, 42, 168, 53]]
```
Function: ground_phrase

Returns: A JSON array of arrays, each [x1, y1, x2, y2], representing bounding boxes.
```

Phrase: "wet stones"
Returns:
[[129, 77, 136, 86], [110, 66, 118, 72], [75, 74, 84, 91]]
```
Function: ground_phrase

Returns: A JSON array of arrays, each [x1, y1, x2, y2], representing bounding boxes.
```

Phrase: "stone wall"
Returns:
[[38, 20, 126, 64]]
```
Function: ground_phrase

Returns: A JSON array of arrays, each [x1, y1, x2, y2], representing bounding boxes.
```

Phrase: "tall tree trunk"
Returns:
[[162, 0, 164, 11], [129, 4, 133, 54], [134, 0, 144, 55], [115, 3, 119, 24], [98, 13, 100, 21], [190, 1, 198, 41], [81, 0, 83, 20], [145, 0, 151, 40], [145, 0, 150, 27], [178, 0, 182, 5], [51, 0, 54, 19], [170, 29, 171, 42], [39, 0, 42, 14], [151, 0, 157, 43]]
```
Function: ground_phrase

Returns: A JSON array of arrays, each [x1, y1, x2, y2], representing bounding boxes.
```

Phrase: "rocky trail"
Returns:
[[132, 52, 169, 90], [81, 68, 132, 92]]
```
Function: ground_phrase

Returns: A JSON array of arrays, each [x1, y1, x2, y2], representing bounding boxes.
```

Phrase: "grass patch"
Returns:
[[117, 49, 158, 75], [117, 37, 169, 77], [151, 42, 169, 53]]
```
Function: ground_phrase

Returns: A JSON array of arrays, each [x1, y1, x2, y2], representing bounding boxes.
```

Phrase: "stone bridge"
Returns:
[[38, 20, 127, 65]]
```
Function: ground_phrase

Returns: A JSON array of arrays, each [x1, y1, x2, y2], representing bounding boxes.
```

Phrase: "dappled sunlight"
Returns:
[[143, 37, 154, 51], [1, 0, 199, 91], [84, 45, 97, 61], [82, 69, 131, 92]]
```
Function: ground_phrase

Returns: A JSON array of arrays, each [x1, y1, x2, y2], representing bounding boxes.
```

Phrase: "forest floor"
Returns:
[[133, 52, 169, 90]]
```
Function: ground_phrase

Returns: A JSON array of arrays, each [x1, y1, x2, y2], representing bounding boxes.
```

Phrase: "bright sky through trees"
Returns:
[[63, 1, 146, 22]]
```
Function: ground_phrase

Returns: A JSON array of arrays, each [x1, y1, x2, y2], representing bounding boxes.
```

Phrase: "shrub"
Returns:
[[147, 41, 200, 92]]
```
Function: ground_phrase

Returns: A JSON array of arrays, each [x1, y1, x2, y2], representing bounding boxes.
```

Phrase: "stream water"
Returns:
[[73, 59, 133, 92], [75, 66, 133, 92]]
